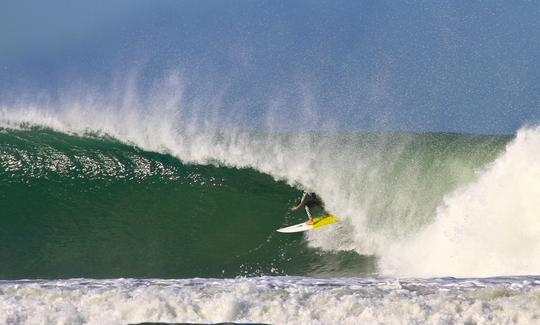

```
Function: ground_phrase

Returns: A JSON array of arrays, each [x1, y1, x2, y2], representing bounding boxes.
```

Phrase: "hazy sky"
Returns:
[[1, 0, 539, 133]]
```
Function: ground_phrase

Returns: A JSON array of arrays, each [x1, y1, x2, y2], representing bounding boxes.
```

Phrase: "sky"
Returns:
[[1, 0, 539, 134]]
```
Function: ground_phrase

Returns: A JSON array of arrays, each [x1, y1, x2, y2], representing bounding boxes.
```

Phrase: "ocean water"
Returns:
[[2, 106, 540, 324]]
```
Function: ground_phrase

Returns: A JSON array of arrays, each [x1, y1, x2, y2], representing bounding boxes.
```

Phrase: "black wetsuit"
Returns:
[[302, 192, 324, 209], [297, 192, 325, 218]]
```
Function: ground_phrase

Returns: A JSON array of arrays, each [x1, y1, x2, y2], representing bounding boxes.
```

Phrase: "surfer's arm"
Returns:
[[291, 192, 308, 211]]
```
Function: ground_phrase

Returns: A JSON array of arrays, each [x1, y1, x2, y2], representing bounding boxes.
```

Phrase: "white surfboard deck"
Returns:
[[277, 215, 338, 233]]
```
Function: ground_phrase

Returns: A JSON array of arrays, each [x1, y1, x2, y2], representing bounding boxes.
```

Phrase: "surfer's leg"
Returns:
[[305, 205, 313, 219], [305, 206, 314, 225]]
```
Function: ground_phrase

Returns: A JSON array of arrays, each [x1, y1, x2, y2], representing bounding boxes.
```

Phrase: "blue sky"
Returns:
[[1, 0, 539, 134]]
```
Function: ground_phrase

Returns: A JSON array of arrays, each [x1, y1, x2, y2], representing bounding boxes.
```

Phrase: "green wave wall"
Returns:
[[0, 128, 508, 278]]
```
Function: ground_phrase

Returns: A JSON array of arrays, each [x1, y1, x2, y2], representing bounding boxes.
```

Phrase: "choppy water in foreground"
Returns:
[[2, 276, 539, 325]]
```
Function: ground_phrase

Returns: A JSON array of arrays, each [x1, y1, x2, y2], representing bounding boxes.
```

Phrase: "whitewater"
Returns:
[[2, 277, 540, 325]]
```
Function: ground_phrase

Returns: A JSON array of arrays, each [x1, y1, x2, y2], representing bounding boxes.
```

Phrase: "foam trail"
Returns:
[[381, 126, 540, 277]]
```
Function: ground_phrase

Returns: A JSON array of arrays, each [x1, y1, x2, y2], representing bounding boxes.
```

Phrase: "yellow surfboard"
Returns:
[[276, 215, 338, 233]]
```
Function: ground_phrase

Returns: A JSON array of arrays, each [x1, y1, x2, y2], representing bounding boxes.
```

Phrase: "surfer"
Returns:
[[291, 191, 326, 225]]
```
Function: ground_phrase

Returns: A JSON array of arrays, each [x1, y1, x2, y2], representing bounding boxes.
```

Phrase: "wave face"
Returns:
[[0, 128, 374, 278], [0, 116, 517, 278]]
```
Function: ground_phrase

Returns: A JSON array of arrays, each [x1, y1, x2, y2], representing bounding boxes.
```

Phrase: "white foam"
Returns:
[[0, 276, 539, 325], [381, 126, 540, 277]]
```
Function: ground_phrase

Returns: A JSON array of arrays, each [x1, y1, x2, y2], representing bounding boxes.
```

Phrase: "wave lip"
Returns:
[[1, 276, 540, 325]]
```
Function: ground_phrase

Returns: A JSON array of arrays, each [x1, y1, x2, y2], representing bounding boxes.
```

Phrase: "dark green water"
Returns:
[[1, 128, 511, 279], [0, 128, 375, 279]]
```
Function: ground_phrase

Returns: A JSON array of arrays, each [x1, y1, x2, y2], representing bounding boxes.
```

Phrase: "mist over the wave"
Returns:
[[3, 1, 540, 134]]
